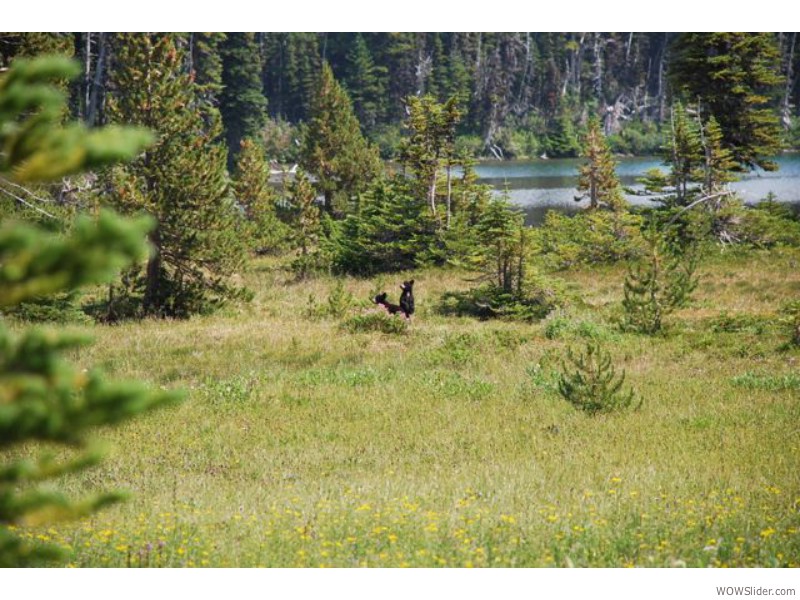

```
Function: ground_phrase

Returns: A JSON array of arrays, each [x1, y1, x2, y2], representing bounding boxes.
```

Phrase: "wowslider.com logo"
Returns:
[[717, 587, 796, 597]]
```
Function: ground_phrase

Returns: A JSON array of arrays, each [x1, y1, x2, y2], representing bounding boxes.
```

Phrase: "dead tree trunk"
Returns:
[[86, 33, 107, 126], [187, 32, 194, 74], [516, 227, 526, 297], [593, 33, 604, 103], [656, 33, 668, 123], [83, 33, 92, 121], [428, 172, 437, 218], [782, 32, 797, 130], [445, 162, 452, 230], [625, 32, 634, 64]]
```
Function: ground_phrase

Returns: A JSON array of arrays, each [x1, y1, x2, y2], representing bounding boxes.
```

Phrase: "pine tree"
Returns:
[[377, 33, 422, 122], [1, 33, 74, 60], [664, 102, 704, 206], [544, 112, 580, 158], [1, 33, 82, 125], [232, 137, 289, 254], [261, 33, 322, 123], [641, 105, 738, 246], [453, 193, 566, 322], [219, 33, 268, 168], [398, 94, 461, 223], [0, 56, 151, 182], [327, 95, 495, 277], [444, 39, 472, 109], [557, 343, 637, 415], [698, 116, 744, 244], [0, 56, 180, 567], [0, 215, 182, 568], [243, 33, 792, 160], [329, 176, 433, 275], [622, 228, 698, 334], [189, 32, 226, 117], [700, 116, 737, 194], [475, 195, 526, 294], [300, 62, 382, 215], [428, 34, 448, 99], [669, 33, 784, 171], [576, 117, 626, 211], [286, 169, 321, 279], [106, 33, 247, 318], [342, 34, 386, 130]]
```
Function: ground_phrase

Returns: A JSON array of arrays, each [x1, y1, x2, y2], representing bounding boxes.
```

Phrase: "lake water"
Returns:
[[474, 154, 800, 225]]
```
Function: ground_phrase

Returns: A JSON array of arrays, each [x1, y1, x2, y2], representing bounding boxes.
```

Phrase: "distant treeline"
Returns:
[[1, 32, 798, 159]]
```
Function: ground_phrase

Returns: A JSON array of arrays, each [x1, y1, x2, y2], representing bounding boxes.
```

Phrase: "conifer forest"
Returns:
[[1, 32, 799, 570]]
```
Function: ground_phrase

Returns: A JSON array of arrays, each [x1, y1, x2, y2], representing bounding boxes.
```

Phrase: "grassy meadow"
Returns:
[[12, 246, 800, 567]]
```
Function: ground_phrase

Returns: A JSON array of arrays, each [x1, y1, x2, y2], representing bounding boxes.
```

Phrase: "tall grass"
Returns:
[[14, 247, 800, 567]]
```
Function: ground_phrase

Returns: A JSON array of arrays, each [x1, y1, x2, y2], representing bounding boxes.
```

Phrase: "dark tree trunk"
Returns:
[[143, 225, 162, 315]]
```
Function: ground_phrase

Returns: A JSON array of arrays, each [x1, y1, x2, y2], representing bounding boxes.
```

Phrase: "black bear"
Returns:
[[373, 280, 415, 320], [399, 280, 415, 318]]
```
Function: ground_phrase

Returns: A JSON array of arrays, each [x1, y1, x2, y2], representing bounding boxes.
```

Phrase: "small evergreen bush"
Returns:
[[622, 228, 699, 334], [557, 343, 639, 415], [305, 279, 357, 320]]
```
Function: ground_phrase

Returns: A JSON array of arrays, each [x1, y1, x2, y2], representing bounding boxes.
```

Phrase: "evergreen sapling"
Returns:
[[557, 342, 638, 415], [622, 227, 699, 334]]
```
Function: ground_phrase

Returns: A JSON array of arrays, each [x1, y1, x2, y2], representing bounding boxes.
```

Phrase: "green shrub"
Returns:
[[543, 313, 618, 342], [730, 371, 800, 391], [325, 279, 357, 318], [732, 201, 800, 248], [557, 343, 639, 415], [526, 362, 559, 392], [342, 311, 409, 334], [305, 279, 358, 320], [607, 120, 663, 155], [455, 134, 484, 158], [708, 311, 775, 335], [7, 291, 91, 324], [369, 124, 404, 160], [779, 300, 800, 346], [426, 332, 480, 366], [489, 328, 531, 350], [508, 129, 543, 159], [438, 274, 569, 322], [538, 210, 646, 270], [544, 315, 572, 340], [543, 113, 581, 158]]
